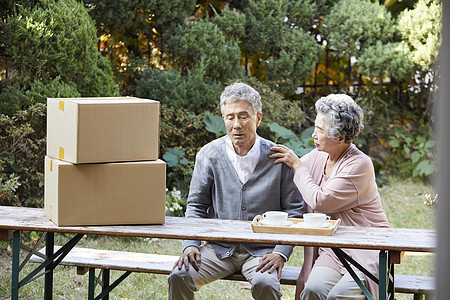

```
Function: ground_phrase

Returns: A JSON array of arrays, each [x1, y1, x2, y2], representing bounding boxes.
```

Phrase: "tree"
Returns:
[[83, 0, 196, 94], [2, 0, 119, 104], [323, 0, 396, 59], [165, 19, 244, 82], [242, 0, 321, 95], [397, 0, 441, 70]]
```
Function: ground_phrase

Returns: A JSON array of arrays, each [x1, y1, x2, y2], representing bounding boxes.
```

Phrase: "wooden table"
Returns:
[[0, 206, 436, 300]]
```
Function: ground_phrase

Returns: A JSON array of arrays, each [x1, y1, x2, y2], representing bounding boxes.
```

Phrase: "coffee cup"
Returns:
[[303, 213, 330, 227], [262, 211, 288, 225]]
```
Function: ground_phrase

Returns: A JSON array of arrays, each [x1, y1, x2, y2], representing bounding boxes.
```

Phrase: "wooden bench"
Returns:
[[30, 246, 434, 300]]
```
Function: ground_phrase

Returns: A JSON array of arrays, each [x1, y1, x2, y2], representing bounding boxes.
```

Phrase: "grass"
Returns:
[[0, 177, 435, 299]]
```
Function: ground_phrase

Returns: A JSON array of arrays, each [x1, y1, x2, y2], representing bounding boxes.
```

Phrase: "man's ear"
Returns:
[[256, 112, 263, 127]]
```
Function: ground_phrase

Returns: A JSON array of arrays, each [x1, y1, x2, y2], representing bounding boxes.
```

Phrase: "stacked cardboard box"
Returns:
[[44, 97, 166, 226]]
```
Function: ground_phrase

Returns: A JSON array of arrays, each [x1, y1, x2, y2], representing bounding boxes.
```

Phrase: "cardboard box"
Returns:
[[44, 156, 166, 226], [47, 97, 160, 164]]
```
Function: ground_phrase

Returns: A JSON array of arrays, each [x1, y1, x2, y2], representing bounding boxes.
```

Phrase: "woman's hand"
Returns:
[[270, 145, 303, 171]]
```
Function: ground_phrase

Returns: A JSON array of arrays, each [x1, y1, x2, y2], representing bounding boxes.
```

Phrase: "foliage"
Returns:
[[0, 77, 80, 116], [397, 0, 442, 70], [243, 0, 288, 55], [162, 148, 190, 168], [83, 0, 196, 94], [135, 64, 223, 113], [159, 104, 215, 195], [2, 0, 119, 98], [212, 6, 245, 41], [203, 115, 227, 138], [166, 19, 244, 81], [285, 0, 318, 30], [84, 0, 195, 35], [0, 103, 46, 207], [323, 0, 396, 58], [242, 0, 321, 95], [266, 29, 322, 96], [267, 123, 315, 156], [358, 41, 414, 80], [267, 122, 297, 143], [386, 123, 436, 178]]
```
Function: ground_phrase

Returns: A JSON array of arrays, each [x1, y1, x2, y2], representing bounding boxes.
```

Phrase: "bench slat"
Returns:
[[30, 246, 434, 295], [394, 275, 435, 294]]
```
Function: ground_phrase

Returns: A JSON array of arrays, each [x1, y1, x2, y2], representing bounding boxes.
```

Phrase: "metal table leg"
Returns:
[[378, 250, 396, 300], [11, 230, 20, 300], [379, 250, 390, 300], [10, 231, 83, 299], [102, 269, 110, 300], [45, 232, 54, 300]]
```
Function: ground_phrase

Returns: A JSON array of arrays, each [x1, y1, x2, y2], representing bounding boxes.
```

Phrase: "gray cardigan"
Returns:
[[182, 136, 305, 260]]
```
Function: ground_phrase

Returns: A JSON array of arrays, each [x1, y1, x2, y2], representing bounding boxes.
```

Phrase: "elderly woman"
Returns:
[[270, 94, 389, 299]]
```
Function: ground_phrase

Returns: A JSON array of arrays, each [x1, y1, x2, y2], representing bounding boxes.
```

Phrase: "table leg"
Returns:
[[45, 232, 54, 300], [11, 230, 20, 300], [89, 268, 95, 300], [332, 248, 374, 300], [102, 269, 110, 300], [379, 250, 388, 300]]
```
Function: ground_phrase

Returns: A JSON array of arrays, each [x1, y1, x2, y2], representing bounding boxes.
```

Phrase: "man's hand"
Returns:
[[173, 246, 202, 271], [255, 253, 286, 280]]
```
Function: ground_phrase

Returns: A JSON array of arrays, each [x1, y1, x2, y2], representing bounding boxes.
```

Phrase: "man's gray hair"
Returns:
[[315, 94, 364, 144], [220, 82, 262, 114]]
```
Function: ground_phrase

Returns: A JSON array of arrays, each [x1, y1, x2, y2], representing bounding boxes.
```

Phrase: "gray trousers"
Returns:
[[301, 266, 366, 300], [168, 243, 282, 300]]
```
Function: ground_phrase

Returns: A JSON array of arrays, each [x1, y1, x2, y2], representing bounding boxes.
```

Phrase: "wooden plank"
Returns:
[[29, 246, 300, 284], [394, 275, 435, 294], [0, 206, 436, 252], [30, 247, 179, 275]]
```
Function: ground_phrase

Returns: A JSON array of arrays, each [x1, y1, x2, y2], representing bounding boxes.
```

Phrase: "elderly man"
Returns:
[[168, 82, 304, 300]]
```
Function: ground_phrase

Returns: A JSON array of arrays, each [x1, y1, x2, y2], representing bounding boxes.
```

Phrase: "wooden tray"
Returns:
[[251, 215, 341, 236]]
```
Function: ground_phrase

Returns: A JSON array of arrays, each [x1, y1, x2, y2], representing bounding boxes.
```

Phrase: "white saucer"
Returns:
[[259, 220, 293, 226], [292, 222, 332, 228]]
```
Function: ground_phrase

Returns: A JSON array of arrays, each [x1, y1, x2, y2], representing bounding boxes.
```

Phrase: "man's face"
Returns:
[[222, 100, 262, 155]]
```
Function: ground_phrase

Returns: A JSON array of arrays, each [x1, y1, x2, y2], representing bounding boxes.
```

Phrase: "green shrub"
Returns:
[[0, 104, 46, 207], [166, 19, 244, 81], [3, 0, 119, 97], [323, 0, 395, 58], [160, 104, 216, 194], [135, 65, 223, 113], [386, 123, 436, 179], [0, 77, 81, 116]]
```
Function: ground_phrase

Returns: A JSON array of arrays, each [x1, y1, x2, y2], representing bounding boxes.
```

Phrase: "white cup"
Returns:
[[263, 211, 288, 225], [303, 213, 331, 227]]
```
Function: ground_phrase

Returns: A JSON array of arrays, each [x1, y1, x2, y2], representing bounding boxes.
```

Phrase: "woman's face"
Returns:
[[312, 114, 338, 153]]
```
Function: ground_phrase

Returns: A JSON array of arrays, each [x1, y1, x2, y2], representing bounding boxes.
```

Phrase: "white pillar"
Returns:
[[436, 0, 450, 298]]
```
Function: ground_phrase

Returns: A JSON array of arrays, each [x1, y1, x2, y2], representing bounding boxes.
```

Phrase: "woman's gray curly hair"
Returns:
[[220, 82, 262, 114], [315, 94, 364, 144]]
